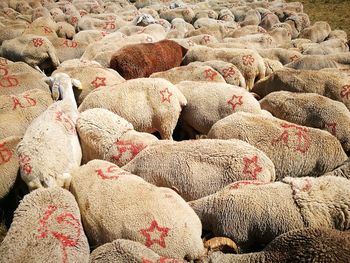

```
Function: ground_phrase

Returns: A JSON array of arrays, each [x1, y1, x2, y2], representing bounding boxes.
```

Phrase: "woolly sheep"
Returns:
[[77, 108, 158, 166], [182, 45, 265, 90], [260, 91, 350, 152], [78, 78, 187, 140], [299, 21, 332, 43], [56, 21, 76, 39], [110, 39, 187, 80], [160, 7, 195, 23], [256, 48, 302, 65], [208, 112, 348, 180], [174, 81, 262, 138], [0, 89, 53, 140], [70, 159, 205, 259], [89, 239, 188, 263], [0, 187, 89, 263], [17, 73, 82, 191], [263, 58, 284, 76], [251, 69, 350, 110], [122, 139, 275, 201], [189, 175, 350, 252], [285, 55, 338, 70], [50, 37, 89, 63], [202, 228, 350, 263]]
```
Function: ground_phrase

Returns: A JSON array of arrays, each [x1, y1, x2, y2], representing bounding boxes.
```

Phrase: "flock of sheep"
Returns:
[[0, 0, 350, 262]]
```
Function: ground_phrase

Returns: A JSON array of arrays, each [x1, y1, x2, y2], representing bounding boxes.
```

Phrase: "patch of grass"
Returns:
[[286, 0, 350, 38]]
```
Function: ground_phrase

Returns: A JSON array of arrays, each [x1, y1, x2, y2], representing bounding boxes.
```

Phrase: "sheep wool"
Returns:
[[122, 139, 275, 201], [189, 175, 350, 252], [78, 78, 187, 140], [70, 159, 205, 260], [0, 187, 89, 263], [208, 112, 348, 180]]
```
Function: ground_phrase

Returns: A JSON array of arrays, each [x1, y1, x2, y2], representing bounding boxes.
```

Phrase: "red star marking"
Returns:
[[230, 180, 267, 189], [242, 155, 263, 179], [0, 142, 12, 165], [289, 55, 300, 62], [160, 88, 173, 103], [202, 35, 211, 44], [340, 85, 350, 99], [242, 55, 255, 66], [204, 68, 217, 80], [227, 95, 243, 110], [324, 122, 337, 135], [140, 220, 170, 248], [32, 38, 44, 47], [91, 76, 107, 89], [222, 67, 236, 78], [19, 154, 32, 175], [112, 140, 146, 162]]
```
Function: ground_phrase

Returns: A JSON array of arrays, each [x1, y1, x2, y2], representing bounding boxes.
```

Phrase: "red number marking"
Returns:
[[0, 76, 19, 88], [103, 21, 116, 30], [62, 39, 78, 48], [11, 94, 37, 110], [55, 110, 76, 134]]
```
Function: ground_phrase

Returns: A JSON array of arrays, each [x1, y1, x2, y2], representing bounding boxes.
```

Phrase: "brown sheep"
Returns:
[[109, 39, 188, 79]]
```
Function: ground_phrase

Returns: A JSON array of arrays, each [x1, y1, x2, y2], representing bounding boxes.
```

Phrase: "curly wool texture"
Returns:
[[202, 228, 350, 263], [251, 69, 350, 110], [0, 136, 21, 199], [299, 21, 331, 43], [175, 81, 262, 137], [78, 78, 187, 139], [0, 89, 53, 140], [70, 159, 205, 260], [260, 91, 350, 152], [189, 176, 350, 252], [0, 187, 89, 263], [208, 112, 347, 180], [285, 55, 339, 70], [110, 39, 187, 80], [123, 139, 275, 201], [182, 45, 265, 90], [0, 61, 50, 96], [77, 108, 158, 166], [89, 239, 188, 263]]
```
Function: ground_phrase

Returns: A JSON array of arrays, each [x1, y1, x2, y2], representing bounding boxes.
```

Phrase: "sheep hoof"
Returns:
[[204, 237, 239, 254]]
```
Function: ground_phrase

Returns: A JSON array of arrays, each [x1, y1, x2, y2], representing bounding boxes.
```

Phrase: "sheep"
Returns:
[[159, 7, 195, 23], [284, 55, 338, 70], [0, 34, 60, 70], [49, 37, 89, 63], [299, 21, 332, 43], [174, 81, 263, 139], [0, 89, 53, 140], [109, 39, 187, 80], [182, 45, 265, 90], [53, 62, 125, 105], [16, 73, 82, 191], [56, 21, 76, 39], [260, 91, 350, 152], [201, 228, 350, 262], [0, 187, 90, 263], [189, 175, 350, 252], [263, 58, 284, 76], [184, 24, 228, 41], [122, 139, 275, 201], [0, 61, 50, 96], [0, 136, 21, 200], [150, 64, 225, 84], [89, 239, 188, 263], [78, 78, 187, 140], [77, 108, 159, 166], [70, 159, 205, 260], [255, 48, 303, 65], [251, 69, 350, 110], [208, 112, 348, 180]]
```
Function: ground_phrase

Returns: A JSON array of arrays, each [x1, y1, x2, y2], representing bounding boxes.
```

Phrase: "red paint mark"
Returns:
[[0, 67, 8, 76], [103, 21, 116, 30], [19, 154, 32, 175], [71, 16, 78, 25], [43, 26, 53, 34], [112, 140, 146, 162], [340, 85, 350, 99], [145, 36, 153, 42], [291, 178, 312, 195], [95, 165, 124, 180], [183, 9, 190, 15], [202, 35, 211, 44], [140, 220, 170, 248], [62, 39, 78, 48], [79, 10, 87, 17], [0, 143, 12, 165], [90, 76, 106, 89], [289, 55, 300, 62], [222, 67, 236, 78], [55, 110, 76, 134], [11, 94, 37, 110], [242, 155, 262, 179], [0, 58, 9, 66], [227, 95, 243, 110], [258, 27, 267, 33], [204, 68, 217, 80], [37, 204, 81, 263], [160, 88, 173, 103], [32, 38, 44, 47], [242, 55, 255, 66], [142, 259, 154, 263], [324, 122, 337, 135], [272, 123, 310, 153], [0, 75, 19, 88], [187, 40, 195, 46], [230, 180, 267, 189]]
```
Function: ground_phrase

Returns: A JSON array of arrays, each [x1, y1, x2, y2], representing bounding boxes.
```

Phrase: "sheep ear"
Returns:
[[72, 79, 82, 90], [52, 85, 60, 101]]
